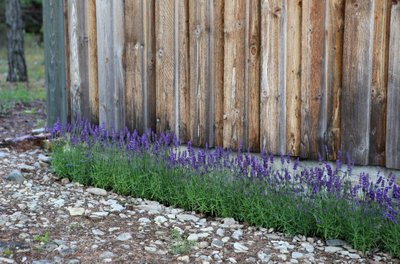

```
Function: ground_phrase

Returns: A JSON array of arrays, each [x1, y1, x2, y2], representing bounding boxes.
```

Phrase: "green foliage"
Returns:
[[0, 99, 13, 116], [169, 229, 196, 255], [2, 248, 12, 257], [33, 231, 49, 244], [50, 140, 400, 258]]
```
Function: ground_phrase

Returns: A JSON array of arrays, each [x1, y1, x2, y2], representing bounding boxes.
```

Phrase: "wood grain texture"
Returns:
[[300, 0, 325, 159], [260, 0, 285, 154], [223, 0, 246, 149], [246, 0, 260, 152], [63, 0, 71, 122], [43, 0, 67, 126], [189, 0, 210, 146], [177, 0, 190, 143], [213, 0, 224, 147], [124, 0, 156, 134], [324, 0, 345, 160], [87, 0, 99, 124], [386, 2, 400, 169], [68, 0, 90, 120], [96, 0, 125, 130], [369, 0, 391, 166], [155, 0, 175, 133], [341, 0, 374, 165], [285, 0, 301, 156]]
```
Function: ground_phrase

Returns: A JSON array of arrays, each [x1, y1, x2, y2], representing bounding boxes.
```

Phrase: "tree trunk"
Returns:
[[6, 0, 28, 82]]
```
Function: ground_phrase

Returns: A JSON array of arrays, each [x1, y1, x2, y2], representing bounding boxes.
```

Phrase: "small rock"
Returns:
[[198, 241, 209, 248], [349, 253, 361, 259], [228, 257, 237, 263], [138, 217, 151, 223], [291, 252, 304, 259], [187, 234, 199, 241], [216, 228, 224, 237], [232, 229, 243, 240], [100, 251, 115, 259], [245, 257, 257, 263], [38, 154, 50, 163], [154, 216, 168, 224], [177, 214, 199, 222], [257, 251, 271, 263], [144, 246, 157, 253], [325, 246, 342, 253], [5, 170, 24, 183], [116, 232, 132, 241], [0, 151, 8, 158], [108, 227, 120, 233], [177, 256, 190, 263], [92, 229, 105, 236], [222, 217, 236, 227], [0, 257, 15, 264], [233, 242, 248, 252], [66, 207, 85, 216], [326, 239, 346, 247], [61, 178, 70, 184], [89, 211, 109, 218], [86, 187, 107, 196], [18, 164, 35, 172], [211, 239, 224, 248]]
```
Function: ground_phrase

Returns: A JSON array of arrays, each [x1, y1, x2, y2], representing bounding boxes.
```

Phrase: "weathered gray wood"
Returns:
[[68, 0, 90, 120], [386, 2, 400, 169], [341, 0, 374, 165], [96, 0, 125, 130], [43, 0, 67, 126], [260, 0, 285, 154]]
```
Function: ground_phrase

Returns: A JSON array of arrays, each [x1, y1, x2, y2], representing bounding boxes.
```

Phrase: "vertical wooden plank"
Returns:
[[125, 0, 144, 132], [87, 0, 99, 124], [213, 0, 224, 147], [96, 0, 125, 130], [300, 0, 325, 159], [246, 0, 260, 152], [223, 0, 246, 149], [285, 0, 301, 156], [124, 0, 156, 133], [68, 0, 90, 120], [260, 0, 285, 154], [386, 1, 400, 169], [369, 0, 391, 166], [341, 0, 374, 165], [155, 0, 176, 133], [144, 0, 157, 132], [178, 0, 190, 142], [189, 0, 209, 146], [63, 0, 71, 122], [324, 0, 345, 160], [43, 0, 67, 126]]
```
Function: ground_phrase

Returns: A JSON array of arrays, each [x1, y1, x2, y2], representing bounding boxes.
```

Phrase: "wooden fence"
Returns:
[[44, 0, 400, 169]]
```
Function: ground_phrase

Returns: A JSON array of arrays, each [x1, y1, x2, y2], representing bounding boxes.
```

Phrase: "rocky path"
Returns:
[[0, 146, 398, 264]]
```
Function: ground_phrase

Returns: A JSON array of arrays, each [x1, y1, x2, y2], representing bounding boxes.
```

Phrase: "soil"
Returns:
[[0, 100, 46, 140]]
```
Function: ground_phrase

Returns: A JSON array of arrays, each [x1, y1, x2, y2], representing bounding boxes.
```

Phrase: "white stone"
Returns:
[[66, 207, 85, 216], [108, 227, 120, 232], [325, 246, 342, 253], [100, 251, 115, 259], [92, 229, 105, 236], [116, 232, 132, 241], [187, 234, 199, 241], [232, 229, 243, 240], [138, 217, 151, 223], [144, 246, 157, 253], [222, 217, 236, 227], [233, 242, 248, 252], [177, 214, 199, 222], [177, 256, 190, 263], [257, 251, 271, 263], [216, 228, 225, 237], [154, 216, 168, 224], [291, 252, 304, 259], [90, 211, 109, 218], [86, 187, 107, 196]]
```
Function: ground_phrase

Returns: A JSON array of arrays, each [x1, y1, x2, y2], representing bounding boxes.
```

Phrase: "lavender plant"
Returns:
[[49, 119, 400, 257]]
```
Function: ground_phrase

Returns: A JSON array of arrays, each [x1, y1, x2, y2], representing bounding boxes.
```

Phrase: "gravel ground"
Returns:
[[0, 144, 399, 264]]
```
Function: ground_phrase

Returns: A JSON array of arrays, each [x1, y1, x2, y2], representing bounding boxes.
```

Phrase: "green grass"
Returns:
[[33, 231, 49, 244], [170, 229, 196, 255], [0, 33, 45, 109]]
